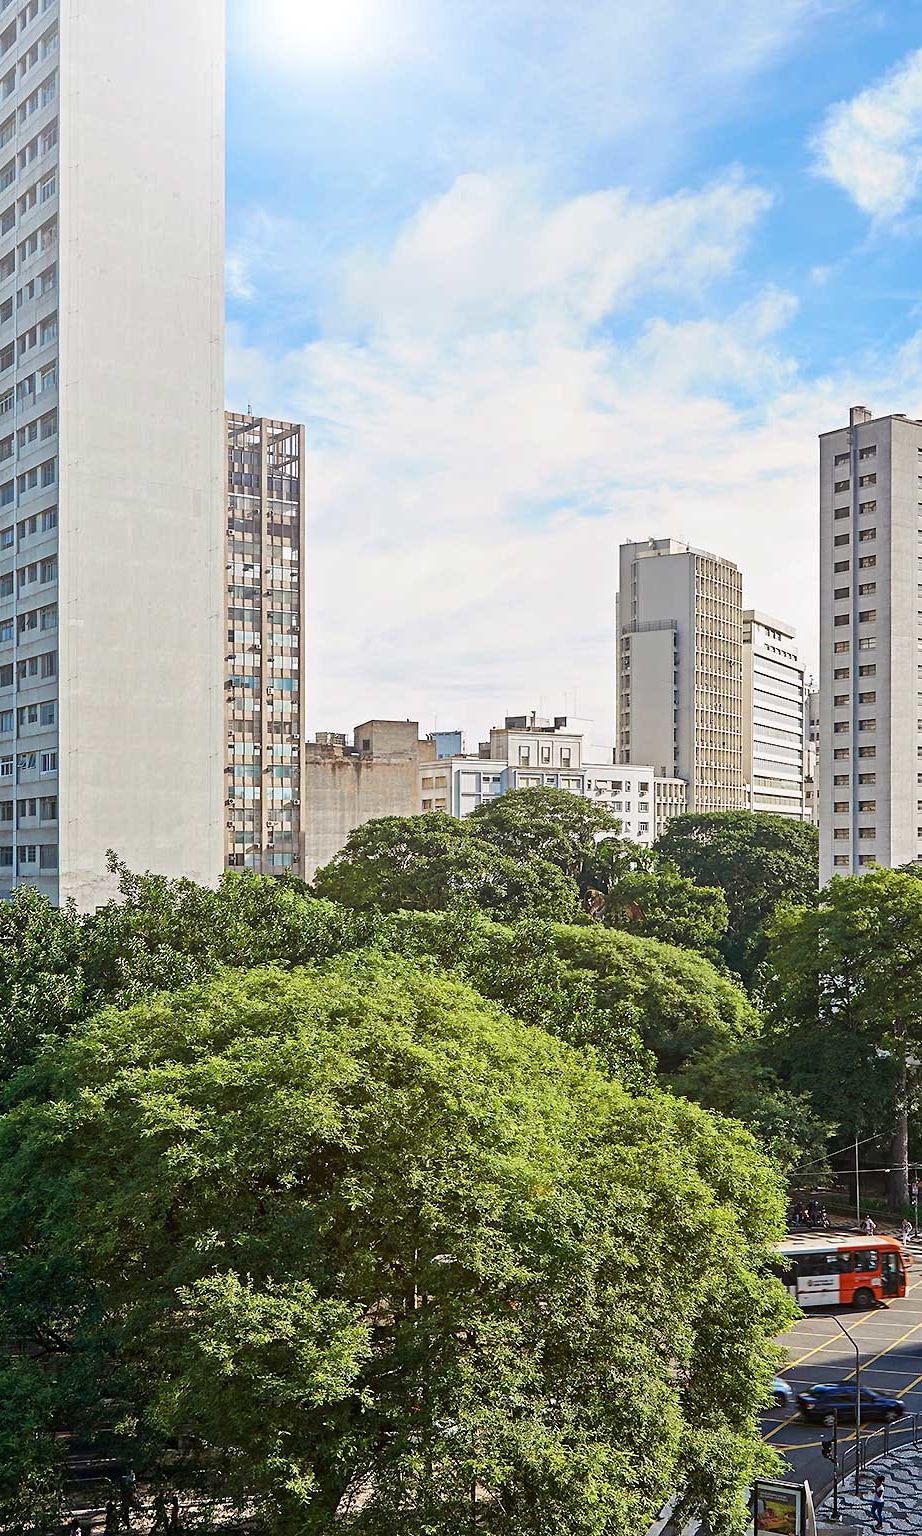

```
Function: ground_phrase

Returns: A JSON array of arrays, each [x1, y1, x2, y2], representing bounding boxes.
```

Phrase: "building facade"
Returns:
[[422, 715, 686, 845], [743, 610, 806, 818], [0, 0, 225, 909], [304, 720, 435, 881], [616, 539, 744, 812], [819, 407, 922, 882], [225, 414, 306, 877], [805, 687, 819, 825]]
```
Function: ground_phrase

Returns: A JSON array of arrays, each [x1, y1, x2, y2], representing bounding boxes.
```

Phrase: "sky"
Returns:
[[226, 0, 922, 750]]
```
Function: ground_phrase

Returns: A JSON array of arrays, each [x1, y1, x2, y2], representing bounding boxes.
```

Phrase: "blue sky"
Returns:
[[225, 0, 922, 746]]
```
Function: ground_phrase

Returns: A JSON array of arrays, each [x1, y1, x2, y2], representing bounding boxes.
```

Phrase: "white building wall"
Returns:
[[54, 0, 224, 907], [820, 409, 922, 883], [743, 610, 806, 818]]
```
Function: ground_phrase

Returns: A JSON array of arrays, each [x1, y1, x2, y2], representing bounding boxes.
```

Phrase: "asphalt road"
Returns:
[[763, 1245, 922, 1498]]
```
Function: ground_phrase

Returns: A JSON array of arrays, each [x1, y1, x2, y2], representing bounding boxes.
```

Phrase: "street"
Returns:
[[764, 1251, 922, 1496]]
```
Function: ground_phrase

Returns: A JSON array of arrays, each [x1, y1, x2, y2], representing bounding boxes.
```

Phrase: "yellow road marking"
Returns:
[[765, 1276, 922, 1444]]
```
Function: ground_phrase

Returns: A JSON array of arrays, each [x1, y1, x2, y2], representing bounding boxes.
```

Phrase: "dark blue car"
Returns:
[[797, 1384, 905, 1425]]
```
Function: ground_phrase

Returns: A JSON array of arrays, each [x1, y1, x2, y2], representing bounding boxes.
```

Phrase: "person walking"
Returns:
[[901, 1218, 913, 1246], [104, 1501, 120, 1535], [870, 1475, 885, 1530], [865, 1214, 877, 1237], [119, 1468, 138, 1528], [168, 1495, 181, 1533]]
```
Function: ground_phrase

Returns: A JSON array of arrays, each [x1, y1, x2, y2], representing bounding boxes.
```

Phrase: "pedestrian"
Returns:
[[168, 1495, 181, 1533], [870, 1475, 885, 1530], [120, 1468, 138, 1528], [104, 1501, 119, 1535], [865, 1214, 877, 1237], [149, 1491, 169, 1534], [901, 1218, 913, 1246]]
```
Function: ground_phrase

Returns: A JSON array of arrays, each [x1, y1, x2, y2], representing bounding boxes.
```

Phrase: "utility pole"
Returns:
[[855, 1135, 860, 1227], [835, 1317, 862, 1491]]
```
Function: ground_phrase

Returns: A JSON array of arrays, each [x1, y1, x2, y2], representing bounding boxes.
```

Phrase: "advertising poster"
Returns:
[[752, 1481, 804, 1536]]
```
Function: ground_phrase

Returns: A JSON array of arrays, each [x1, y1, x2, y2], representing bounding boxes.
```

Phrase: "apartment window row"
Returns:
[[0, 746, 54, 776], [0, 212, 56, 283], [0, 840, 57, 870], [15, 113, 54, 174]]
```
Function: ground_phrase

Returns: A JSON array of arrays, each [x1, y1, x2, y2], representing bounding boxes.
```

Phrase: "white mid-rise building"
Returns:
[[820, 406, 922, 882], [420, 715, 686, 846], [743, 610, 806, 819], [616, 538, 745, 813], [0, 0, 225, 909]]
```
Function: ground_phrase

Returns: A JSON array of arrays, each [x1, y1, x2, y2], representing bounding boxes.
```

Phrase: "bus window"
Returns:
[[855, 1250, 878, 1273]]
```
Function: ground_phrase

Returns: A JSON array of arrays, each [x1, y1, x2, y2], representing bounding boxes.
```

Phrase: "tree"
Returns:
[[0, 956, 792, 1535], [551, 922, 760, 1078], [602, 867, 729, 957], [655, 812, 820, 983], [468, 787, 622, 881], [767, 869, 922, 1206], [313, 812, 579, 922], [0, 886, 87, 1079]]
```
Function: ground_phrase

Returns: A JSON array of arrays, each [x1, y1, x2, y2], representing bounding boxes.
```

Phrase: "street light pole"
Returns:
[[835, 1316, 861, 1491]]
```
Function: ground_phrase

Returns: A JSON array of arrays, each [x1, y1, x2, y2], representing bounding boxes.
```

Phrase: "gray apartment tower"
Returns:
[[225, 414, 306, 879], [616, 538, 745, 812], [819, 406, 922, 882], [0, 0, 225, 909]]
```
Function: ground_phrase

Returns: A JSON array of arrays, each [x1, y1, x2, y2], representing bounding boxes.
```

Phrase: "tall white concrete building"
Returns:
[[743, 610, 806, 819], [616, 538, 745, 812], [0, 1, 225, 909], [820, 406, 922, 882]]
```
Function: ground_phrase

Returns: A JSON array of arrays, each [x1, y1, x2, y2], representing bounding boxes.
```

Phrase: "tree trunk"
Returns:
[[889, 1048, 910, 1210]]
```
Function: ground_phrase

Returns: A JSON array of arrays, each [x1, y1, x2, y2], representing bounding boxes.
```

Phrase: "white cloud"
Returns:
[[812, 48, 922, 220], [229, 166, 845, 745]]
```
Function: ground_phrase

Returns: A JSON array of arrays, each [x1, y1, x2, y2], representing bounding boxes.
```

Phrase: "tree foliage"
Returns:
[[468, 786, 622, 881], [313, 813, 579, 923], [0, 957, 792, 1535], [655, 812, 819, 982], [602, 867, 729, 956], [766, 869, 922, 1199]]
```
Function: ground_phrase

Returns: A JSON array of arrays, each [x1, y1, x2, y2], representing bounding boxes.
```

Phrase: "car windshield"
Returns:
[[814, 1386, 855, 1398]]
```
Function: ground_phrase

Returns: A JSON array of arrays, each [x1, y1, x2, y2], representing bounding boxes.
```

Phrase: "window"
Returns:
[[834, 693, 848, 705], [834, 614, 850, 627], [518, 746, 530, 766], [859, 501, 876, 515], [835, 479, 850, 493], [859, 554, 876, 569], [858, 827, 876, 839], [834, 533, 850, 546], [859, 445, 877, 459], [834, 855, 849, 867], [834, 507, 849, 520], [834, 721, 850, 733], [859, 473, 877, 487], [38, 748, 54, 773], [859, 746, 877, 759], [859, 801, 876, 812], [834, 800, 848, 813], [834, 452, 849, 466], [859, 637, 876, 650], [858, 719, 876, 731], [834, 668, 850, 679], [858, 855, 877, 867], [834, 749, 850, 760], [834, 559, 850, 572], [834, 587, 849, 599], [859, 528, 876, 541], [834, 828, 849, 840], [833, 774, 850, 786], [560, 748, 572, 767], [834, 641, 850, 654], [859, 609, 876, 623], [859, 691, 876, 704], [859, 773, 876, 785], [859, 582, 876, 595]]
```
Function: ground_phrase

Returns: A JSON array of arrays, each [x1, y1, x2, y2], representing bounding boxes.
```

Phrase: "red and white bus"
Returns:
[[776, 1235, 911, 1309]]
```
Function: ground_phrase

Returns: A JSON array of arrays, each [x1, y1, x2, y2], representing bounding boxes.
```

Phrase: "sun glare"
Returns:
[[251, 0, 390, 67]]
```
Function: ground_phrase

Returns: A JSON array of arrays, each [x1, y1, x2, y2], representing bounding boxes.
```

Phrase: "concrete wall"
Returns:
[[57, 0, 225, 907], [303, 753, 421, 880], [628, 627, 676, 779]]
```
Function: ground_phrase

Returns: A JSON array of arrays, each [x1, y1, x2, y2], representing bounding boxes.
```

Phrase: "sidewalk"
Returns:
[[818, 1448, 922, 1532]]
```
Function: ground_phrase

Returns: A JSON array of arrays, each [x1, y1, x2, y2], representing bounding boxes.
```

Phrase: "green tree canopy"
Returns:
[[468, 786, 622, 881], [655, 812, 820, 983], [602, 866, 729, 956], [766, 868, 922, 1203], [313, 812, 579, 922], [0, 956, 792, 1535]]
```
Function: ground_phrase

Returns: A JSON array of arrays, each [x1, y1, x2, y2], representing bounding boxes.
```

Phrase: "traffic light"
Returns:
[[821, 1437, 835, 1461]]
